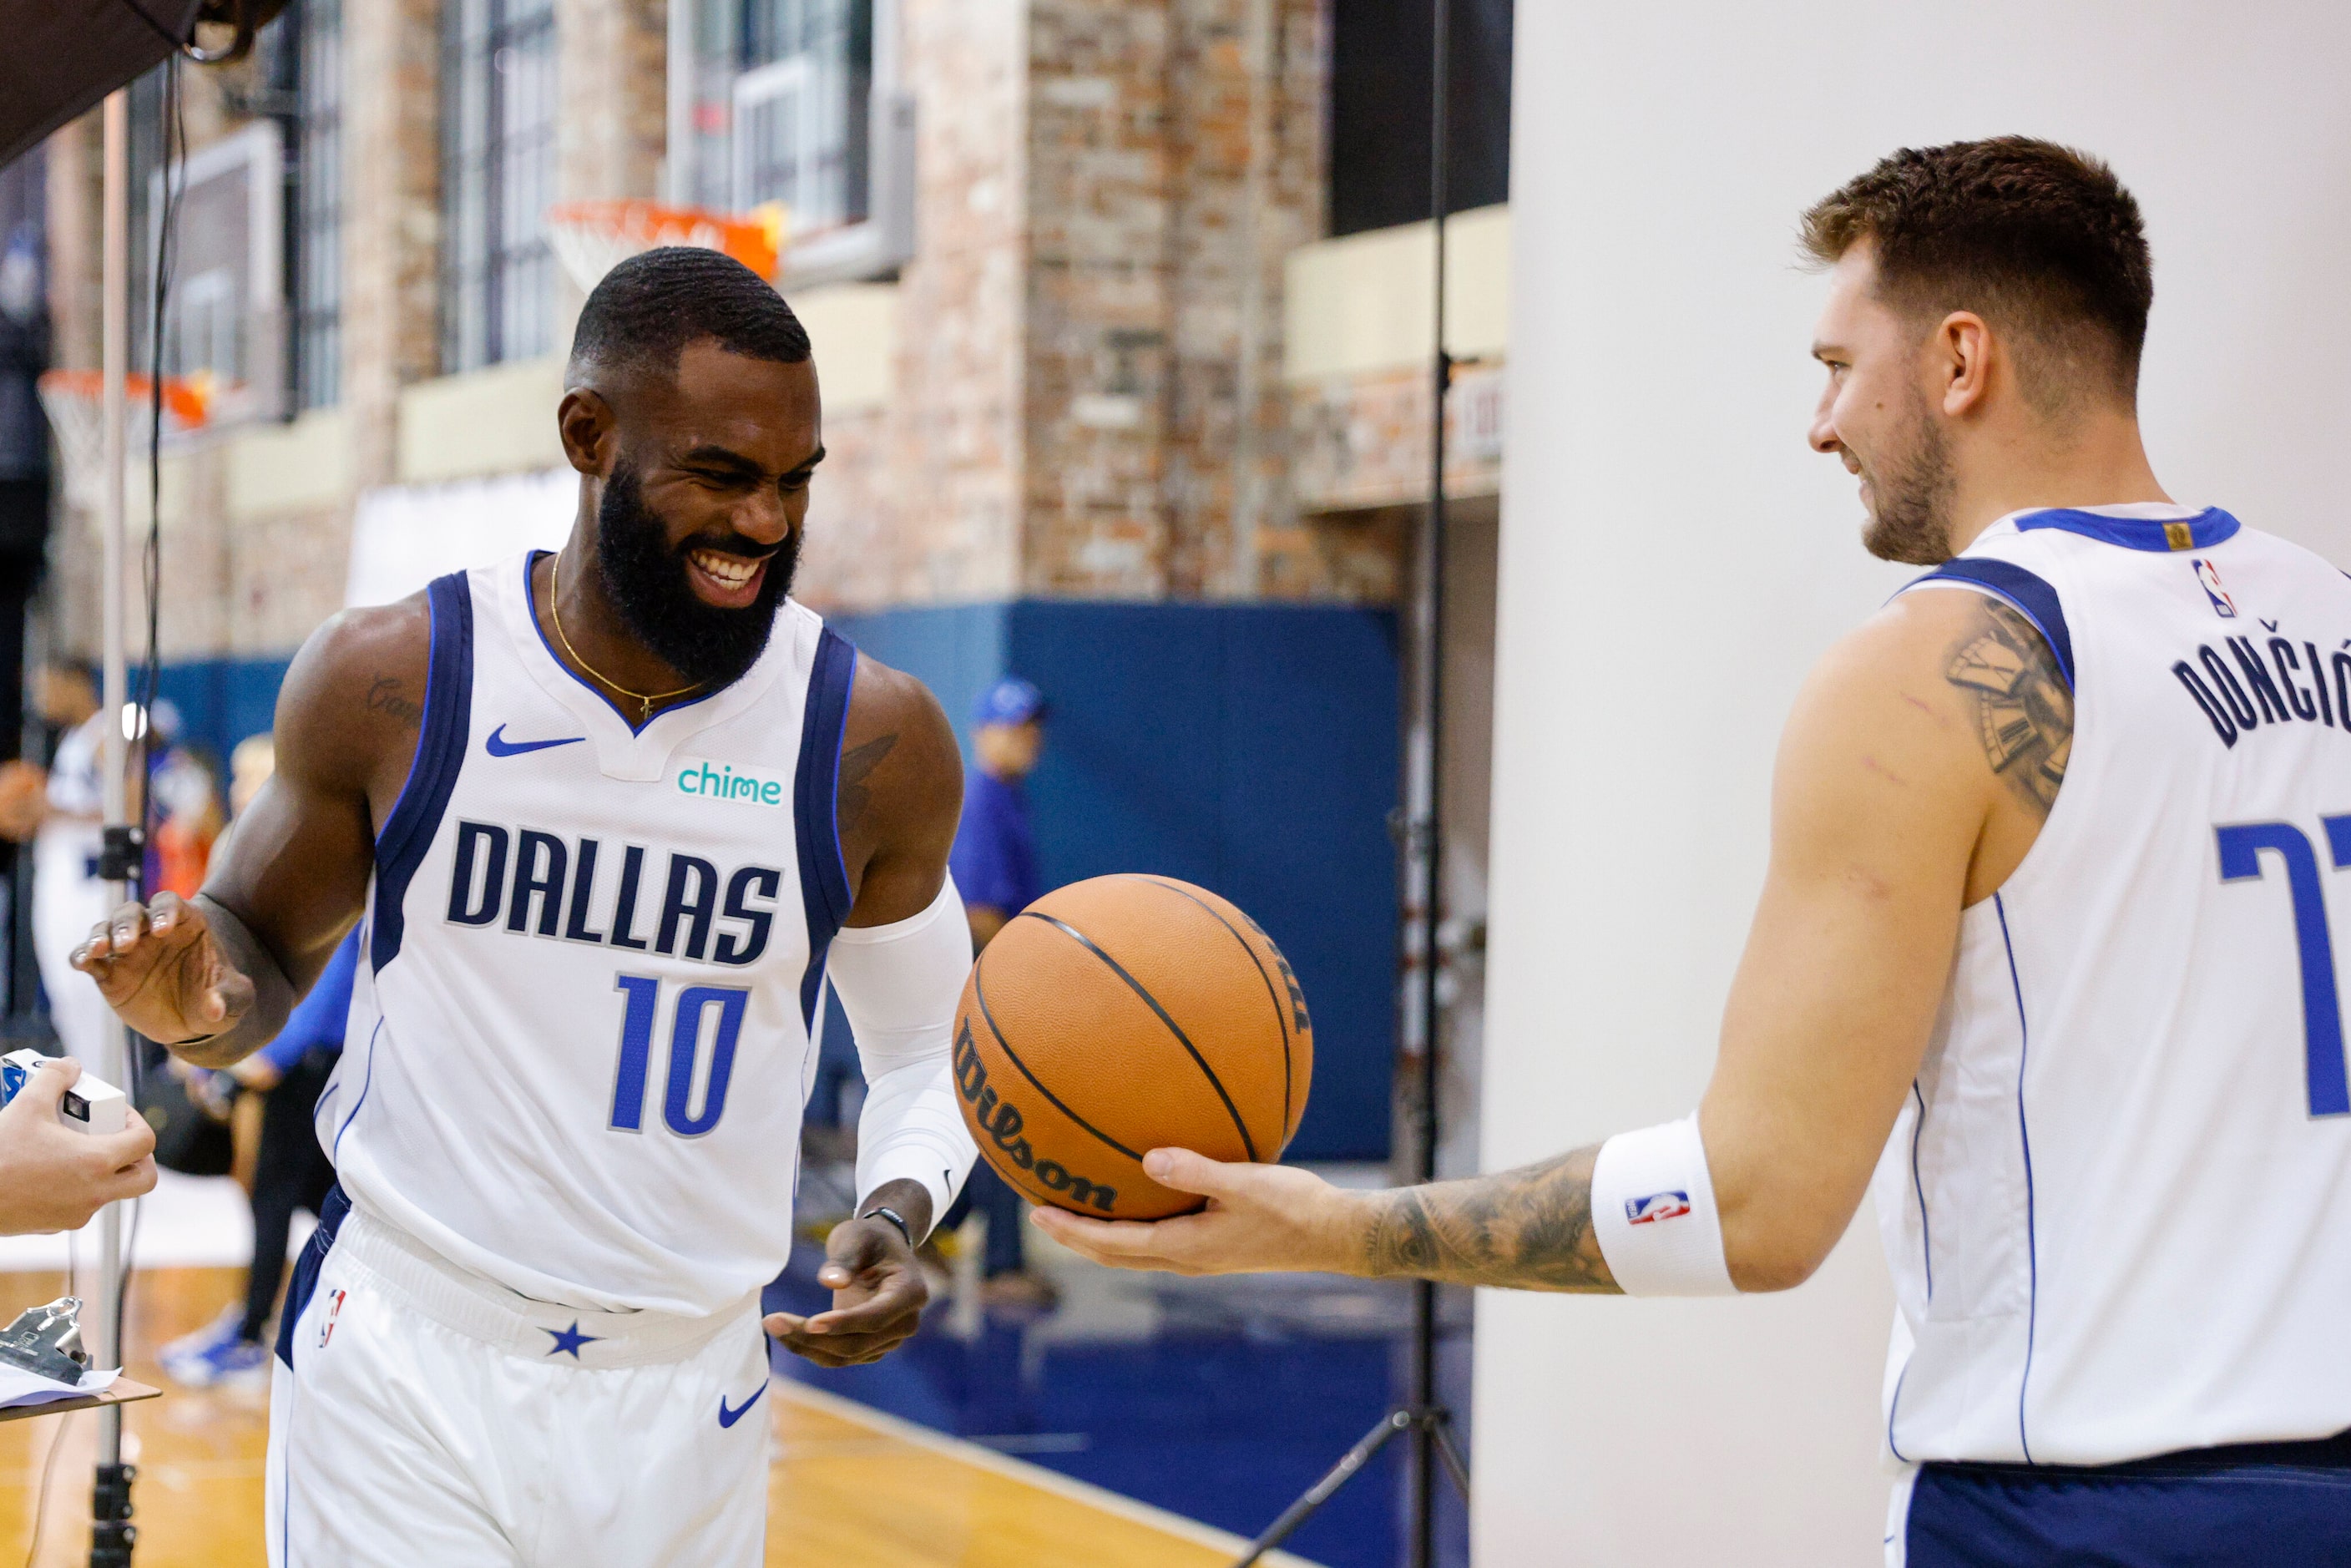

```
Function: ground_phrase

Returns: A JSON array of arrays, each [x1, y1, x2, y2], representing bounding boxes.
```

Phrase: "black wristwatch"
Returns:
[[856, 1206, 915, 1248]]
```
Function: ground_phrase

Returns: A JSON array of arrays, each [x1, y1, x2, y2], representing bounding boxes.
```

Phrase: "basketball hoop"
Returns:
[[544, 200, 789, 295], [36, 369, 211, 515]]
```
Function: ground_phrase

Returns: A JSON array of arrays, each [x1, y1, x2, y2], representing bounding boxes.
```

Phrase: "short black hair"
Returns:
[[567, 246, 811, 384], [1801, 137, 2153, 405]]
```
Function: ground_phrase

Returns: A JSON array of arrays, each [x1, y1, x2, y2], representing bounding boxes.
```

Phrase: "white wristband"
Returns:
[[1590, 1115, 1737, 1296]]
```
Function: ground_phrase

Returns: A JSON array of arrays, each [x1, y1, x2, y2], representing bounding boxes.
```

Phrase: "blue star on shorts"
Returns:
[[545, 1320, 601, 1359]]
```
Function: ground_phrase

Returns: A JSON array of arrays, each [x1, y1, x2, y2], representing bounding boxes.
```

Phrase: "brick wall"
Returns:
[[43, 0, 1388, 673], [875, 0, 1029, 604], [1019, 0, 1324, 600]]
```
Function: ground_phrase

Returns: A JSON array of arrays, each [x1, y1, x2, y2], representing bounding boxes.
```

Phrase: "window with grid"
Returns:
[[440, 0, 558, 372], [728, 0, 871, 235], [295, 0, 343, 407]]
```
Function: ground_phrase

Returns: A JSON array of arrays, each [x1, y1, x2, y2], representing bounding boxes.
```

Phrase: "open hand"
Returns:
[[1029, 1149, 1368, 1277], [70, 893, 256, 1047], [0, 1059, 157, 1235], [764, 1216, 929, 1368]]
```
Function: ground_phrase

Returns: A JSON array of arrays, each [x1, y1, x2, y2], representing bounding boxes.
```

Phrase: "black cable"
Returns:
[[110, 52, 185, 1373]]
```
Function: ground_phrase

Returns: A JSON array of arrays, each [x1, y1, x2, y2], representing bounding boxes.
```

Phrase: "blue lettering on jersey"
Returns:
[[2172, 635, 2351, 749], [445, 821, 781, 966]]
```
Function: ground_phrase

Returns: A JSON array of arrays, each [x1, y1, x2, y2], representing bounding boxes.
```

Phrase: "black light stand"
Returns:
[[1231, 1, 1470, 1561]]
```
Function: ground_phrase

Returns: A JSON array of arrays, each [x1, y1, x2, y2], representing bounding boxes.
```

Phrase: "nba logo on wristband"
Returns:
[[1625, 1190, 1691, 1226]]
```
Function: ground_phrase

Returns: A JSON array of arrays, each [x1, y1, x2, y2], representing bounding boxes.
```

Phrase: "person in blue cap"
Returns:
[[953, 676, 1046, 948], [942, 675, 1055, 1306]]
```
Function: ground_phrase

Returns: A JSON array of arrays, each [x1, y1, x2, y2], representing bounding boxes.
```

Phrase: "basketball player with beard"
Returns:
[[1042, 139, 2351, 1562], [71, 249, 981, 1565]]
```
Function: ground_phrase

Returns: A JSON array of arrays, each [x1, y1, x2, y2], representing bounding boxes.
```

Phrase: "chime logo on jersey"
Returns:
[[1625, 1191, 1691, 1226], [316, 1288, 347, 1349], [2193, 557, 2238, 619], [673, 758, 790, 809]]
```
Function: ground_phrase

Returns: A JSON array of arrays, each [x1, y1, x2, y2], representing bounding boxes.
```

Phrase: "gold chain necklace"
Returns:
[[547, 552, 703, 721]]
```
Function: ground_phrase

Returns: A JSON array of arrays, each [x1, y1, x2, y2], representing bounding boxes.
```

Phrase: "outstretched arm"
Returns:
[[1038, 586, 2064, 1292], [767, 655, 972, 1367], [71, 599, 429, 1067]]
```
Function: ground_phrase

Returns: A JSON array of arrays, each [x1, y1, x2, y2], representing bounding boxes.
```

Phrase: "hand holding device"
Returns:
[[0, 1058, 156, 1235], [1, 1050, 128, 1136]]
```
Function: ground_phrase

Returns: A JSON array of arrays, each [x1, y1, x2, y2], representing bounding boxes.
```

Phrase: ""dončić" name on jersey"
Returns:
[[443, 822, 783, 965]]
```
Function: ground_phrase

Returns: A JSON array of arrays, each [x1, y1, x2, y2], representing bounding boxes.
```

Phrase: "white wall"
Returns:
[[1478, 3, 2351, 1563]]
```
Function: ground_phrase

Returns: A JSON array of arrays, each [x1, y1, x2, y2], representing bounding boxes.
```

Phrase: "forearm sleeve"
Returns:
[[827, 875, 981, 1232]]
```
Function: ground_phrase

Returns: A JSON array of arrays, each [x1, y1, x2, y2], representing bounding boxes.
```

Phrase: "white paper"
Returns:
[[0, 1363, 118, 1411]]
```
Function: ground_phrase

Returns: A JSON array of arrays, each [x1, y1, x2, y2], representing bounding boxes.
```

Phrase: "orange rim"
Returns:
[[36, 370, 210, 429], [544, 199, 782, 281]]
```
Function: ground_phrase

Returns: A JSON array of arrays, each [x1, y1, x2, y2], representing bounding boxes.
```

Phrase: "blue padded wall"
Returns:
[[149, 656, 294, 770], [832, 599, 1401, 1162]]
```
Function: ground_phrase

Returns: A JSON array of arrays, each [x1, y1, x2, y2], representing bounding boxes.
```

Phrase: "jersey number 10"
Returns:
[[608, 974, 751, 1137], [2217, 818, 2351, 1117]]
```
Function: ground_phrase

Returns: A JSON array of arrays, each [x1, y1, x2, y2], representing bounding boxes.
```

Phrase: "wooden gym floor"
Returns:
[[0, 1267, 1306, 1567]]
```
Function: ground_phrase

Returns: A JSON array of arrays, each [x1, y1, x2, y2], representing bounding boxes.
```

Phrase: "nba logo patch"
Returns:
[[2192, 558, 2237, 619], [1625, 1191, 1691, 1226], [316, 1288, 347, 1350]]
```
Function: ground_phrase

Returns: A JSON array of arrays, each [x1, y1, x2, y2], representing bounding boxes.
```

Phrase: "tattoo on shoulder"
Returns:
[[837, 732, 898, 830], [365, 675, 423, 730], [1944, 597, 2072, 819], [1362, 1147, 1617, 1292]]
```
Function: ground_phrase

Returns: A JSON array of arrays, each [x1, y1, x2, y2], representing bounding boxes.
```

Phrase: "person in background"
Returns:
[[159, 736, 345, 1387], [0, 663, 110, 1065], [149, 742, 222, 901], [227, 734, 274, 822], [940, 676, 1056, 1307]]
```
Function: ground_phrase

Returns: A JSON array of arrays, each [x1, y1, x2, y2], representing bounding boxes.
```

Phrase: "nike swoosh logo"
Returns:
[[485, 724, 587, 757], [718, 1382, 769, 1429]]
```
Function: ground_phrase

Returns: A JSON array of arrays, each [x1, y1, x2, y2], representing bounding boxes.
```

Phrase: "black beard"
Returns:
[[593, 462, 797, 691], [1859, 391, 1959, 567]]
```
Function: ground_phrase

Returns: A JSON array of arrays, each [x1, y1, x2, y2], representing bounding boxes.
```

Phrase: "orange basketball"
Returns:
[[953, 874, 1313, 1219]]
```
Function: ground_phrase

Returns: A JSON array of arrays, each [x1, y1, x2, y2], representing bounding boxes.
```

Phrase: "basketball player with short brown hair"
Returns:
[[1043, 138, 2351, 1563]]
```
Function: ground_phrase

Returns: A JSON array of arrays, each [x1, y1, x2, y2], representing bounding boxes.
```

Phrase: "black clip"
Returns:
[[97, 825, 144, 883]]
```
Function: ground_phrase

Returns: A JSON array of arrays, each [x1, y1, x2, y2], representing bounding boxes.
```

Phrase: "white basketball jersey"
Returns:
[[1873, 503, 2351, 1466], [324, 552, 857, 1318]]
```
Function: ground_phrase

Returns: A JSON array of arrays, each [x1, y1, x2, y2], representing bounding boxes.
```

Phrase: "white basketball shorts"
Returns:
[[266, 1189, 773, 1567]]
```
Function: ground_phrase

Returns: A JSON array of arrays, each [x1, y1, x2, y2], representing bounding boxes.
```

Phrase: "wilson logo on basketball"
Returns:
[[953, 1023, 1120, 1212]]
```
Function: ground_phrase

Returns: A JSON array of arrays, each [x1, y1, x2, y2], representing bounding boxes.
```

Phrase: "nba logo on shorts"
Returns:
[[1625, 1191, 1691, 1225], [317, 1288, 347, 1350], [2192, 558, 2237, 618]]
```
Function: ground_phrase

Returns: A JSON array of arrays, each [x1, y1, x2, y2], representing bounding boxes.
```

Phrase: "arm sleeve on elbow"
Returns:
[[1590, 1115, 1738, 1296], [827, 875, 982, 1229]]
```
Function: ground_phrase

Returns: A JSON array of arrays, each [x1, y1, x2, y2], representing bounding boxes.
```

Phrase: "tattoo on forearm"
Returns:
[[1944, 597, 2072, 819], [365, 675, 422, 729], [838, 733, 898, 830], [1362, 1146, 1619, 1292]]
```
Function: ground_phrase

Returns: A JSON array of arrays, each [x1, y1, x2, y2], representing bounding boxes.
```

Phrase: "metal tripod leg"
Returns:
[[1231, 1406, 1470, 1567], [1428, 1411, 1470, 1501], [1232, 1409, 1414, 1567]]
